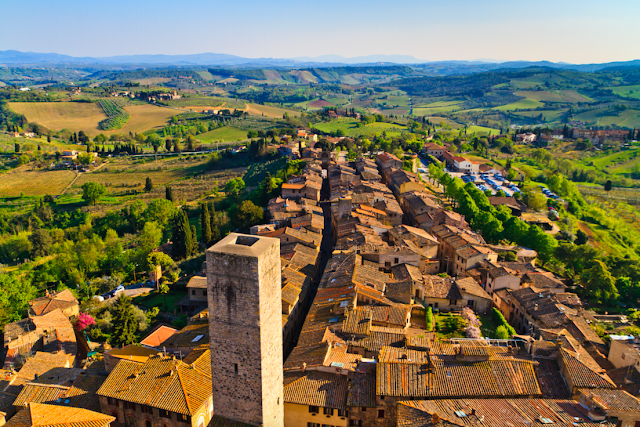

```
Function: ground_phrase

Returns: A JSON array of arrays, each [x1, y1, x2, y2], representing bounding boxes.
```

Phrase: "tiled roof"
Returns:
[[559, 348, 616, 389], [281, 283, 302, 306], [397, 398, 617, 427], [140, 325, 179, 348], [208, 416, 254, 427], [105, 344, 159, 363], [348, 331, 406, 352], [283, 342, 329, 371], [347, 372, 376, 407], [577, 388, 640, 411], [28, 290, 78, 317], [342, 308, 371, 335], [13, 372, 105, 411], [370, 306, 408, 326], [96, 354, 212, 415], [186, 276, 207, 288], [455, 277, 491, 300], [423, 276, 461, 300], [283, 371, 348, 410], [376, 347, 541, 398], [5, 403, 114, 427]]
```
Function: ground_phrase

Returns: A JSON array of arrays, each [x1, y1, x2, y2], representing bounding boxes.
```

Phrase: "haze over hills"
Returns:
[[0, 50, 639, 75]]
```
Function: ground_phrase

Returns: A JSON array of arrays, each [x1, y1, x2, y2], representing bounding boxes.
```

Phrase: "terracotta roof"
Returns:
[[284, 342, 330, 371], [283, 371, 348, 410], [28, 290, 78, 317], [97, 354, 212, 415], [281, 283, 302, 306], [282, 183, 305, 190], [560, 348, 616, 389], [397, 399, 617, 427], [5, 403, 114, 427], [348, 330, 406, 352], [140, 326, 179, 348], [423, 276, 461, 300], [105, 345, 159, 363], [347, 371, 376, 407], [577, 388, 640, 412]]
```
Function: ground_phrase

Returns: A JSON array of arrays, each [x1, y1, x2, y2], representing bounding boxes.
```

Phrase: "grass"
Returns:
[[478, 314, 501, 339], [493, 98, 544, 111], [197, 126, 248, 142], [8, 101, 182, 137], [413, 100, 462, 116], [512, 109, 568, 123], [434, 313, 466, 339], [313, 118, 359, 134], [136, 290, 187, 312]]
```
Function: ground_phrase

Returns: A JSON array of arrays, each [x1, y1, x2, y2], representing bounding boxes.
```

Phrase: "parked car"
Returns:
[[110, 285, 125, 297]]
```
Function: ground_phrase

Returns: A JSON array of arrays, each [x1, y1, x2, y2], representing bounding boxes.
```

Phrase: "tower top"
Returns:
[[207, 233, 279, 257]]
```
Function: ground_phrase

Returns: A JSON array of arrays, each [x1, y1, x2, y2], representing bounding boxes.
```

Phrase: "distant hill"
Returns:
[[0, 50, 638, 75]]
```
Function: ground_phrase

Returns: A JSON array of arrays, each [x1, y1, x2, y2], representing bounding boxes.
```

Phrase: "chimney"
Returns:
[[302, 362, 307, 372]]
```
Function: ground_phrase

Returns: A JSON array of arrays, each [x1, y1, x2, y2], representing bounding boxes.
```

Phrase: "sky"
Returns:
[[1, 0, 639, 64]]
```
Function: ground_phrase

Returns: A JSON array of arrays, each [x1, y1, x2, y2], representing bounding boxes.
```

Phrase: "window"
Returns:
[[107, 397, 117, 406], [322, 425, 334, 427], [178, 414, 190, 424], [146, 421, 152, 427], [378, 409, 385, 419], [394, 258, 399, 264], [337, 409, 348, 417], [380, 395, 385, 400], [307, 424, 321, 427], [124, 402, 135, 410], [309, 406, 319, 414], [203, 290, 207, 297], [349, 421, 361, 426], [126, 416, 136, 426], [385, 261, 391, 267], [160, 409, 170, 419], [234, 364, 238, 375], [191, 290, 196, 295], [361, 407, 367, 412], [323, 408, 334, 416]]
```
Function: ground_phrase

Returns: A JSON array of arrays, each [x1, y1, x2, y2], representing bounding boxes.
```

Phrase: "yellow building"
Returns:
[[283, 371, 349, 427]]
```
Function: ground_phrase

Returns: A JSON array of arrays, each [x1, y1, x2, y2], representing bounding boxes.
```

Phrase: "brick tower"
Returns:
[[206, 233, 283, 426]]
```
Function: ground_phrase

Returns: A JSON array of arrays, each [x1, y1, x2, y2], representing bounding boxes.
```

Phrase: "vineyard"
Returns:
[[97, 99, 130, 130]]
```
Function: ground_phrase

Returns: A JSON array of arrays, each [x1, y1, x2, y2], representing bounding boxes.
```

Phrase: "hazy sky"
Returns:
[[1, 0, 638, 63]]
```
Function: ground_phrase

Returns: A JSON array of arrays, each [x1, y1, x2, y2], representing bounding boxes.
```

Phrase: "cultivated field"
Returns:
[[197, 126, 248, 142], [134, 77, 171, 85], [493, 98, 544, 111], [607, 84, 640, 100], [8, 102, 182, 136], [244, 103, 301, 118], [8, 102, 106, 133], [515, 90, 592, 103], [0, 167, 76, 197]]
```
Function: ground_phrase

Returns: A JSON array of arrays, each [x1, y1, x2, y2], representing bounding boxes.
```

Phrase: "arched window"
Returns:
[[127, 415, 136, 426], [145, 420, 152, 427]]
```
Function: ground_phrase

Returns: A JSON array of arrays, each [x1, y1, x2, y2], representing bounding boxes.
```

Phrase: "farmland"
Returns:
[[0, 167, 77, 197], [97, 99, 130, 130], [196, 126, 248, 142]]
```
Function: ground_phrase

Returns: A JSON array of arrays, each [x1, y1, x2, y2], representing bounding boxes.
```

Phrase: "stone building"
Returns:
[[206, 234, 284, 427]]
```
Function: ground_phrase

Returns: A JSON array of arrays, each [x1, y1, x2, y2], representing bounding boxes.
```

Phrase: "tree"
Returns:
[[111, 294, 137, 347], [201, 203, 213, 246], [604, 180, 613, 193], [524, 225, 557, 265], [526, 192, 547, 211], [575, 229, 589, 245], [224, 177, 246, 201], [426, 307, 434, 331], [75, 312, 96, 331], [581, 260, 619, 303], [158, 282, 170, 311], [172, 209, 196, 260], [0, 273, 37, 325], [236, 200, 264, 229], [146, 252, 174, 271], [81, 182, 106, 205], [165, 186, 174, 202], [137, 221, 162, 255], [144, 177, 153, 192], [14, 143, 20, 153], [29, 228, 52, 258]]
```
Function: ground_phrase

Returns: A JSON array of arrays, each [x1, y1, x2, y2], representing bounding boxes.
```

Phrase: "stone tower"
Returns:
[[206, 233, 283, 427]]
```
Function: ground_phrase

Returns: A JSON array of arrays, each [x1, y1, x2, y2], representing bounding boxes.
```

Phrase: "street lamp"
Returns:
[[133, 264, 139, 284]]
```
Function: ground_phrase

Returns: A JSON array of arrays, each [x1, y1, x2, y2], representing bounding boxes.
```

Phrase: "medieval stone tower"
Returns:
[[206, 233, 283, 427]]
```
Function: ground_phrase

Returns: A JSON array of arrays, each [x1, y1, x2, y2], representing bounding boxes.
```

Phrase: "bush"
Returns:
[[495, 325, 510, 339], [491, 307, 516, 335], [426, 307, 434, 331]]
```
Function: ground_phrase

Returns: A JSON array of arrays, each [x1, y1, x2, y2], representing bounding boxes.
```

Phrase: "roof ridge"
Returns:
[[174, 363, 192, 414]]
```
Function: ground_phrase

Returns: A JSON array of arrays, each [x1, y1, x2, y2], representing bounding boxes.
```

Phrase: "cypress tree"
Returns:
[[209, 202, 220, 243], [201, 203, 212, 246], [172, 210, 187, 259], [166, 186, 174, 202], [111, 294, 137, 346], [190, 225, 198, 255], [145, 177, 153, 192]]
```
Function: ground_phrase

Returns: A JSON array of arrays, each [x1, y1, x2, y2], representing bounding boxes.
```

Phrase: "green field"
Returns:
[[607, 84, 640, 100], [413, 100, 462, 116], [573, 108, 640, 128], [465, 125, 500, 136], [312, 118, 359, 134], [197, 126, 248, 142], [512, 109, 568, 122], [515, 90, 592, 103], [494, 98, 544, 111]]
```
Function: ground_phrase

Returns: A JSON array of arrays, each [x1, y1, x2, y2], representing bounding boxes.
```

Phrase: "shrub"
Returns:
[[495, 325, 510, 340], [426, 307, 434, 331]]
